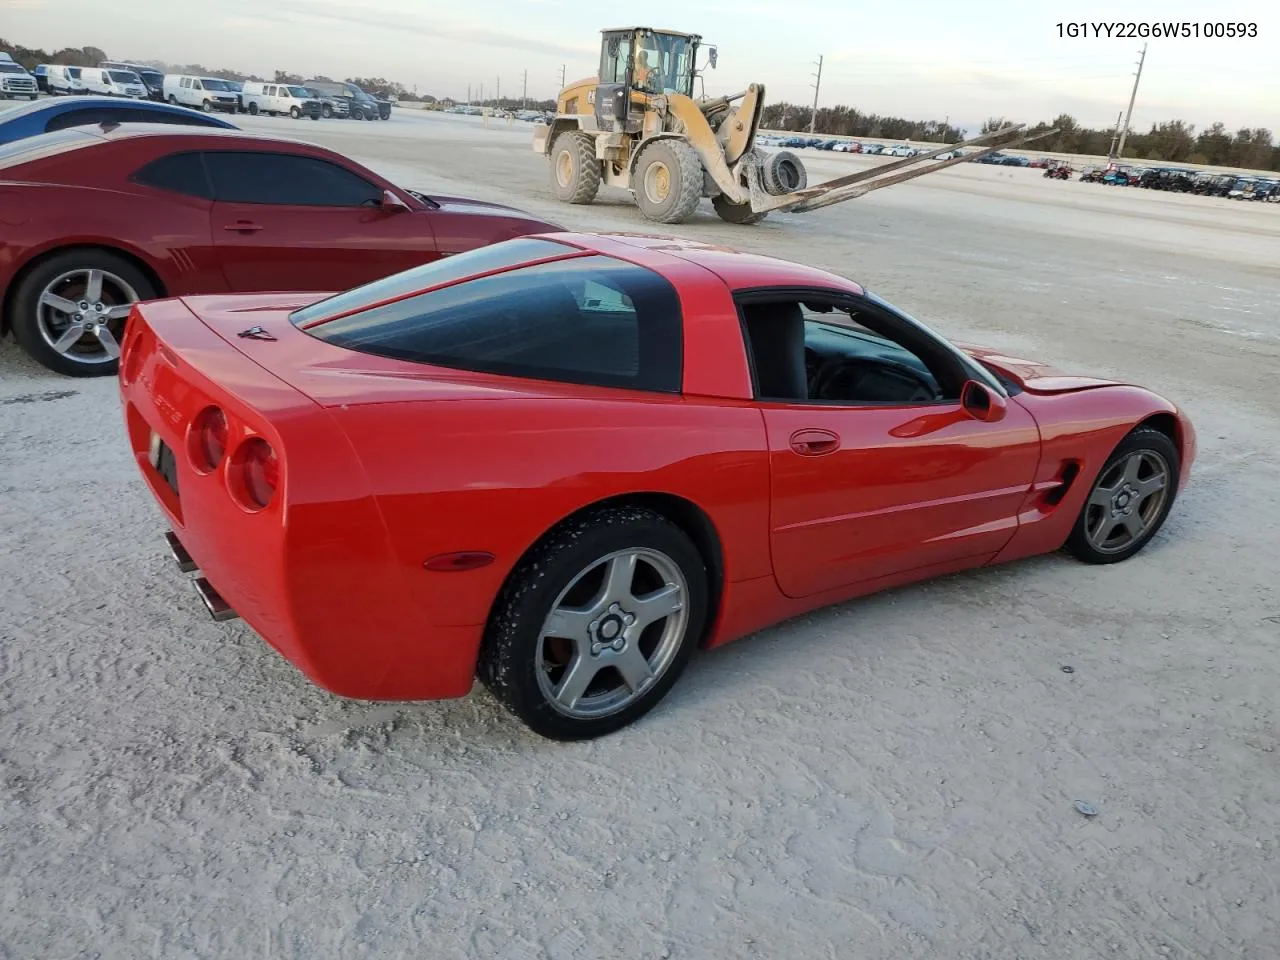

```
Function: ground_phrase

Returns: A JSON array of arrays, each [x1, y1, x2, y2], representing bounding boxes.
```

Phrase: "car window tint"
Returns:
[[44, 108, 110, 132], [290, 237, 578, 326], [203, 151, 381, 206], [298, 255, 683, 393], [132, 151, 213, 199]]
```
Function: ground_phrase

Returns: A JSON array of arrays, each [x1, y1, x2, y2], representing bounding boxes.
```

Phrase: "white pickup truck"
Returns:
[[0, 53, 40, 100]]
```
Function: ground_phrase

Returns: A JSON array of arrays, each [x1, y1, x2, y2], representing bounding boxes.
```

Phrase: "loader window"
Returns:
[[600, 33, 633, 85]]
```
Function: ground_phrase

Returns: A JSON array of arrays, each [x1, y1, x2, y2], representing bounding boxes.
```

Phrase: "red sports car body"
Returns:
[[0, 124, 561, 376], [118, 233, 1196, 739]]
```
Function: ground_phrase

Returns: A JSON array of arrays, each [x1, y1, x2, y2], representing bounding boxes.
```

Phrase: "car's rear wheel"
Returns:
[[479, 506, 708, 740], [10, 249, 156, 378], [1065, 426, 1180, 564], [247, 102, 258, 115]]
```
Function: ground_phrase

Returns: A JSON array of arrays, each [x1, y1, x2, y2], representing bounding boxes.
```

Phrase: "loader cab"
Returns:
[[595, 27, 702, 131]]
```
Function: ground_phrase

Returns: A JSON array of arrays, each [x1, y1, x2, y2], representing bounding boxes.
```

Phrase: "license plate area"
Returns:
[[149, 431, 181, 498]]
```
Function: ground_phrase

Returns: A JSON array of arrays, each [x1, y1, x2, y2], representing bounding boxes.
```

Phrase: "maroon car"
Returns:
[[0, 124, 562, 376]]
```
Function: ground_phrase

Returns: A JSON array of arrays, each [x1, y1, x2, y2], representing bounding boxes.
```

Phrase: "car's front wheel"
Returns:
[[1065, 426, 1180, 564], [10, 249, 156, 378], [479, 506, 708, 740]]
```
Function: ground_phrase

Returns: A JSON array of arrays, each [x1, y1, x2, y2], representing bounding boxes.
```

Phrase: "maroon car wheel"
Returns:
[[10, 248, 156, 378]]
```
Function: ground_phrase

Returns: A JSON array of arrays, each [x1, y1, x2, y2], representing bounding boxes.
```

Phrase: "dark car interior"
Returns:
[[740, 298, 956, 405]]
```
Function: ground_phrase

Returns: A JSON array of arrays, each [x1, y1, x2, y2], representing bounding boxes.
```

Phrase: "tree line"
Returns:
[[762, 101, 1279, 172]]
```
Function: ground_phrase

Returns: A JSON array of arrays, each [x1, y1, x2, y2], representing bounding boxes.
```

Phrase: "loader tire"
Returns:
[[712, 194, 769, 225], [551, 131, 601, 204], [633, 139, 703, 224], [764, 150, 808, 195]]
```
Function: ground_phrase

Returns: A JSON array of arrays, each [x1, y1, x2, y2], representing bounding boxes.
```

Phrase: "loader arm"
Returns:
[[746, 124, 1058, 214], [662, 88, 762, 201]]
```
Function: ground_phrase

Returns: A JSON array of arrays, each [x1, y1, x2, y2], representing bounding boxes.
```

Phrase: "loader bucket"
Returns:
[[747, 124, 1058, 215]]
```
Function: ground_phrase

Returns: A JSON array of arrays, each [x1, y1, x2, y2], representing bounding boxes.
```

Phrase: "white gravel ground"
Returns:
[[2, 108, 1279, 960]]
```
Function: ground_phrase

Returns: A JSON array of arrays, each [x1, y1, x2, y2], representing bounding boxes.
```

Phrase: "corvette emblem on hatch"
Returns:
[[237, 325, 277, 341]]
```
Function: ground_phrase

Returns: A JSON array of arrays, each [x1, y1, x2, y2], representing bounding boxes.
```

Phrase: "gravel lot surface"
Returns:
[[2, 108, 1278, 960]]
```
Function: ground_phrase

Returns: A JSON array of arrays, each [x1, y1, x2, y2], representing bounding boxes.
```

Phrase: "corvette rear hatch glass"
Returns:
[[294, 252, 683, 393]]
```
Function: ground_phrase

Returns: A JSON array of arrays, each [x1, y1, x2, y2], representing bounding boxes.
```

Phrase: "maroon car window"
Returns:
[[299, 255, 683, 393], [202, 151, 381, 207], [132, 152, 213, 199], [289, 236, 579, 327]]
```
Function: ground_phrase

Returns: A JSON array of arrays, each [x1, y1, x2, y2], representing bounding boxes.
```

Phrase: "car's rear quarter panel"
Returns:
[[329, 391, 773, 629]]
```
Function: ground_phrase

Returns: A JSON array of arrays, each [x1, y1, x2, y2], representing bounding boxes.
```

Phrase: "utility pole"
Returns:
[[522, 69, 527, 109], [809, 54, 823, 134], [496, 76, 500, 106], [1115, 42, 1147, 161], [478, 82, 483, 105], [1107, 110, 1124, 159], [560, 64, 566, 90], [466, 84, 471, 107]]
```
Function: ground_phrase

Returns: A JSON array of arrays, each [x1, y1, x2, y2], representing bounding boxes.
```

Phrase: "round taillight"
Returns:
[[192, 407, 228, 472], [239, 437, 278, 509]]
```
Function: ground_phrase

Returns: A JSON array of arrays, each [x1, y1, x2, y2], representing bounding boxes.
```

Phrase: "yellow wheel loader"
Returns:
[[533, 27, 1055, 225]]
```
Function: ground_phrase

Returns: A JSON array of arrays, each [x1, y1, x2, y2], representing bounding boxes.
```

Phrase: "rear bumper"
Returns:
[[119, 300, 482, 702]]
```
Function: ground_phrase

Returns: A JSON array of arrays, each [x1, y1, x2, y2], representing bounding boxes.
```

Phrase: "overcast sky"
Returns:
[[5, 0, 1276, 133]]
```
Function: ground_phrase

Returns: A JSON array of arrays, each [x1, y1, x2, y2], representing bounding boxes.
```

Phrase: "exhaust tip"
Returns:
[[164, 531, 198, 573], [193, 577, 239, 622]]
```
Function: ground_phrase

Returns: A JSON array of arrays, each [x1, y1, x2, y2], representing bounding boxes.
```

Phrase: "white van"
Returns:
[[239, 81, 321, 119], [80, 67, 148, 99], [45, 64, 88, 95], [162, 74, 241, 113]]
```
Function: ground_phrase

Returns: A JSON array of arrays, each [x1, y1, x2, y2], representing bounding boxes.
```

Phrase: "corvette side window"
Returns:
[[132, 151, 214, 200], [738, 295, 962, 405], [44, 109, 109, 133], [203, 151, 382, 207]]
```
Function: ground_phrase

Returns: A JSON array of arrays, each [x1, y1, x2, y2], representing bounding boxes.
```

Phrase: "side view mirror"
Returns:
[[708, 47, 718, 68], [380, 189, 410, 211], [961, 379, 1007, 423]]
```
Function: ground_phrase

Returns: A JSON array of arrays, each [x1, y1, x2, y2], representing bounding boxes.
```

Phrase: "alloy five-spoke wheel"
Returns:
[[536, 547, 689, 719], [10, 249, 157, 377], [479, 506, 708, 740], [1083, 450, 1170, 555], [1066, 426, 1181, 564], [36, 268, 137, 367]]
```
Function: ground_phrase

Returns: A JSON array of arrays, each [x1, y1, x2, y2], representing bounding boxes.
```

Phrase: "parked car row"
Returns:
[[1074, 163, 1280, 201], [22, 56, 394, 122]]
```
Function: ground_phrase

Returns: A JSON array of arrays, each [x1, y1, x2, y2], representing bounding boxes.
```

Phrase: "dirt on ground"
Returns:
[[2, 109, 1278, 960]]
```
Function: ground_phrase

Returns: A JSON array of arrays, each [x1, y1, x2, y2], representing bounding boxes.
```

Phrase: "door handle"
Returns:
[[223, 221, 263, 233], [789, 428, 840, 456]]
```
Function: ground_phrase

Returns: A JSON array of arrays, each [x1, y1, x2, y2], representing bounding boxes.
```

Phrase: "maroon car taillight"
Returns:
[[191, 406, 228, 472], [233, 437, 278, 510]]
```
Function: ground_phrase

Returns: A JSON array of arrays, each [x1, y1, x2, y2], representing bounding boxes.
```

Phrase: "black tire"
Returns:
[[290, 106, 300, 119], [248, 102, 258, 116], [550, 130, 601, 204], [1064, 426, 1181, 564], [763, 150, 808, 195], [167, 95, 178, 105], [712, 194, 769, 224], [478, 506, 709, 741], [10, 248, 157, 378], [322, 104, 333, 119], [632, 139, 703, 223], [200, 99, 212, 113]]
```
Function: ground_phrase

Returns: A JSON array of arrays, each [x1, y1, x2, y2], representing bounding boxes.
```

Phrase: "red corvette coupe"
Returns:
[[119, 233, 1195, 740], [0, 124, 560, 376]]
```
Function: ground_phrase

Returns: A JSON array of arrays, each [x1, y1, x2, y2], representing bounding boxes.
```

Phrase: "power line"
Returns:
[[809, 54, 823, 134], [1116, 43, 1148, 159]]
